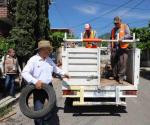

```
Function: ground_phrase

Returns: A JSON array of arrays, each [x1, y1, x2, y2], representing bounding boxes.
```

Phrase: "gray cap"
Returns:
[[114, 16, 121, 23]]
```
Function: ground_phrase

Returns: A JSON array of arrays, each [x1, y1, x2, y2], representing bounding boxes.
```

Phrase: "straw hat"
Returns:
[[37, 40, 53, 51]]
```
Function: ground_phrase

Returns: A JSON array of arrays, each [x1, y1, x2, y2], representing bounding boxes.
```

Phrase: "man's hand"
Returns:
[[35, 80, 43, 89], [118, 38, 123, 43], [63, 74, 70, 79]]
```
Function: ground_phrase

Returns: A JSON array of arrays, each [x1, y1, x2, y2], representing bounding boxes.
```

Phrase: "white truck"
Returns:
[[62, 33, 140, 107]]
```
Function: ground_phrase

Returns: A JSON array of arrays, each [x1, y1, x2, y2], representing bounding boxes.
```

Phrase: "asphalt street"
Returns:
[[1, 73, 150, 125]]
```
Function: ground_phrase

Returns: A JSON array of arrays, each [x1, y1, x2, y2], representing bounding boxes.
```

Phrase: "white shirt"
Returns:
[[22, 54, 65, 84]]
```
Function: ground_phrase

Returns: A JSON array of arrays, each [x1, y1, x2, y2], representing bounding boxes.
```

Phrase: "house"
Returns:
[[51, 28, 72, 34], [0, 0, 13, 37]]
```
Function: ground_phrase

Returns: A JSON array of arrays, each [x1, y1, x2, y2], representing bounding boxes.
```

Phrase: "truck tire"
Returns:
[[19, 84, 56, 119], [65, 98, 74, 107]]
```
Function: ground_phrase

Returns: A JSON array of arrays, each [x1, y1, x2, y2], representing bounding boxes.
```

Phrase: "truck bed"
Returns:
[[62, 48, 140, 88], [100, 78, 131, 87]]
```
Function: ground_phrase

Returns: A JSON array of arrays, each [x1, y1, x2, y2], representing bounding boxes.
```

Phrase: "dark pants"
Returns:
[[5, 74, 16, 96], [111, 48, 128, 80], [118, 48, 128, 80], [33, 84, 56, 125]]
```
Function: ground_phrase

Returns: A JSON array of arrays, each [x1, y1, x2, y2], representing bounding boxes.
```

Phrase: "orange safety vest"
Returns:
[[83, 30, 96, 48], [111, 24, 129, 49]]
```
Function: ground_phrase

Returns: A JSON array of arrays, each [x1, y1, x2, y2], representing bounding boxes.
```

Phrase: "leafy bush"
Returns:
[[131, 23, 150, 51], [0, 37, 15, 55]]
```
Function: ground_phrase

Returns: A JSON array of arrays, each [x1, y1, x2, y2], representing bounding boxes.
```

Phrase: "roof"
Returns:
[[51, 28, 72, 34]]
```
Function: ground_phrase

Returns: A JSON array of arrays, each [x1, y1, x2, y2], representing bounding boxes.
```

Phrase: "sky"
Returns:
[[48, 0, 150, 37]]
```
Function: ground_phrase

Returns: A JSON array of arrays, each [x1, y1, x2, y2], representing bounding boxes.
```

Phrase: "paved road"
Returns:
[[1, 75, 150, 125]]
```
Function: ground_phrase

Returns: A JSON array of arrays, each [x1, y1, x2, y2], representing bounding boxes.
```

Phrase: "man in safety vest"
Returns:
[[110, 16, 131, 84], [83, 24, 97, 48]]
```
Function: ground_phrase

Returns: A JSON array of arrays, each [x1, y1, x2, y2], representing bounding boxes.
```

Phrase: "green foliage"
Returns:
[[0, 105, 12, 117], [8, 0, 17, 21], [8, 27, 35, 57], [131, 23, 150, 51], [50, 31, 75, 49], [7, 0, 51, 62], [50, 32, 64, 50], [0, 37, 15, 55], [15, 0, 37, 30], [8, 0, 37, 59], [35, 0, 50, 41], [99, 33, 110, 47]]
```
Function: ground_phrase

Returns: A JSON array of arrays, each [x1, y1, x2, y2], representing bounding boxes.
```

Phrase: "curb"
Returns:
[[0, 93, 20, 110]]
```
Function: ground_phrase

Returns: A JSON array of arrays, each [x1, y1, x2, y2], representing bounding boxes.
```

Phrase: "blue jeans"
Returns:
[[33, 88, 55, 125], [5, 74, 16, 96]]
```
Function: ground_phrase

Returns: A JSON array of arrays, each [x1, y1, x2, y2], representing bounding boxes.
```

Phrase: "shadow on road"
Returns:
[[140, 69, 150, 80], [46, 113, 60, 125], [63, 98, 127, 117]]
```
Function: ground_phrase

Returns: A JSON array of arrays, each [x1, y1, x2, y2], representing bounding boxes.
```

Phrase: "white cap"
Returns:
[[84, 24, 91, 30]]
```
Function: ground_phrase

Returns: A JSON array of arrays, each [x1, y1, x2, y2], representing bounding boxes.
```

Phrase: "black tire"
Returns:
[[19, 84, 56, 119], [65, 98, 74, 107], [121, 98, 126, 102], [118, 105, 127, 110]]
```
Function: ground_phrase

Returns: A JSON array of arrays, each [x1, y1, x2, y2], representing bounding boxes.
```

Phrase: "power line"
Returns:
[[97, 0, 145, 31], [70, 0, 133, 29], [83, 0, 150, 11], [120, 0, 145, 18]]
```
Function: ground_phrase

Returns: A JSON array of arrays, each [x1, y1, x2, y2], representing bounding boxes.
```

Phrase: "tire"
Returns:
[[65, 98, 74, 107], [121, 98, 126, 102], [118, 105, 126, 110], [19, 84, 56, 119]]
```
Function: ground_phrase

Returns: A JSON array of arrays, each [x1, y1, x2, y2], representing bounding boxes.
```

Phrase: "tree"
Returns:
[[35, 0, 50, 43], [131, 23, 150, 51], [50, 32, 64, 50], [8, 0, 51, 65], [8, 0, 37, 66], [0, 37, 15, 56], [99, 33, 110, 47], [8, 0, 17, 22], [50, 31, 75, 50], [132, 22, 150, 66]]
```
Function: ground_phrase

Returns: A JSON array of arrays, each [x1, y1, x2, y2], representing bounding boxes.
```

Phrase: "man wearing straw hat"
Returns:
[[22, 40, 70, 125]]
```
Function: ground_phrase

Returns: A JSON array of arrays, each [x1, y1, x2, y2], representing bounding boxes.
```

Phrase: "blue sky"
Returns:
[[48, 0, 150, 37]]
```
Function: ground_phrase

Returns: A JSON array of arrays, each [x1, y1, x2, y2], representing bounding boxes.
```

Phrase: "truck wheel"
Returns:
[[65, 98, 74, 107], [19, 84, 56, 119], [121, 98, 126, 101], [118, 105, 126, 110]]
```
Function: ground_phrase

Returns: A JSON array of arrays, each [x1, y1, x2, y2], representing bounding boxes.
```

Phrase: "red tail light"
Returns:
[[63, 90, 76, 95], [123, 90, 137, 95]]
